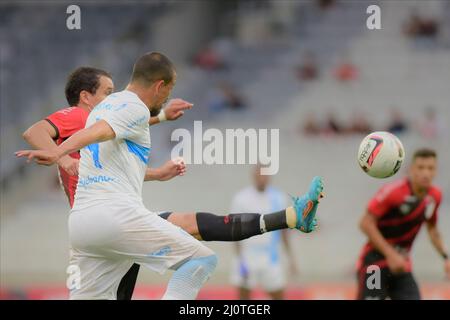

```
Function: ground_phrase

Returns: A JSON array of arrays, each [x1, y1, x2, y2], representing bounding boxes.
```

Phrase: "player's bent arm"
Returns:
[[148, 99, 193, 126], [426, 223, 449, 260], [56, 120, 115, 156], [359, 211, 398, 258], [16, 120, 115, 165], [22, 120, 79, 175], [144, 159, 186, 182], [149, 116, 160, 126], [22, 120, 58, 151], [144, 167, 162, 181]]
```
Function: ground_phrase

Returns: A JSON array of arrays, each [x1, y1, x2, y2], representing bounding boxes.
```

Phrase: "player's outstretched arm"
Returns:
[[426, 223, 450, 279], [144, 157, 186, 181], [16, 120, 115, 166], [359, 211, 407, 273], [148, 98, 193, 126], [22, 120, 79, 175]]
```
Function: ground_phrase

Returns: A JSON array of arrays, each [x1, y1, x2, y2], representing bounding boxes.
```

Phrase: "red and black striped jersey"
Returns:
[[45, 106, 89, 208], [357, 178, 442, 271]]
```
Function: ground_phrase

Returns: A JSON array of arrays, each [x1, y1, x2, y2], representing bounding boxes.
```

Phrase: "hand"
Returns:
[[15, 149, 59, 166], [444, 259, 450, 280], [164, 99, 193, 121], [386, 251, 408, 274], [57, 156, 79, 176], [157, 157, 186, 181]]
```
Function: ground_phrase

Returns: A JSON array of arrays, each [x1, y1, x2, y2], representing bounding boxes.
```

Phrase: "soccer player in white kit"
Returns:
[[16, 52, 325, 300], [230, 165, 297, 300], [17, 53, 217, 300]]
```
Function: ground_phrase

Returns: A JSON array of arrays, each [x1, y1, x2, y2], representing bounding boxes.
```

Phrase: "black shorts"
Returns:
[[357, 259, 421, 300], [116, 211, 173, 300]]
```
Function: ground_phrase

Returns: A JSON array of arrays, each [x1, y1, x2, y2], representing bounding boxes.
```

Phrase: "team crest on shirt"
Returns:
[[399, 204, 410, 215], [424, 196, 436, 220], [399, 195, 417, 216], [399, 195, 417, 215]]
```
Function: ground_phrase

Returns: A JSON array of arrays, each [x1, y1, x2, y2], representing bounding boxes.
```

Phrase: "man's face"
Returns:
[[81, 75, 114, 112], [90, 76, 114, 108], [409, 156, 437, 190], [253, 166, 270, 192]]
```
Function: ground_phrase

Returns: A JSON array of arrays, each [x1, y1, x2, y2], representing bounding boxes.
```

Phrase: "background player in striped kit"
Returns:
[[357, 148, 449, 299]]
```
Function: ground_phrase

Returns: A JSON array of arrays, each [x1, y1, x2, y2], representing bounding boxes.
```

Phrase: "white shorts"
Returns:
[[229, 255, 286, 292], [68, 199, 211, 300]]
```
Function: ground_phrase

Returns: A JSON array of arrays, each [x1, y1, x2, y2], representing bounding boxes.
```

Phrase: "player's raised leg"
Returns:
[[162, 176, 324, 240]]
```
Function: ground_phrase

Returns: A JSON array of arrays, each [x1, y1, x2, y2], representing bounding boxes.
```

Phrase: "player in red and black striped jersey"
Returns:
[[23, 69, 111, 207], [44, 107, 90, 207], [357, 148, 450, 299]]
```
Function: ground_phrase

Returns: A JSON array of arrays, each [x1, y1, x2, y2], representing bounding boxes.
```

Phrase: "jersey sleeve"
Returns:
[[367, 184, 395, 218], [427, 190, 442, 225], [101, 103, 149, 140], [45, 107, 85, 139]]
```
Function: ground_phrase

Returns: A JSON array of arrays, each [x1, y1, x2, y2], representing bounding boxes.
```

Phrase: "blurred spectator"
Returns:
[[317, 0, 336, 11], [301, 111, 374, 137], [348, 112, 372, 135], [323, 111, 343, 135], [296, 51, 319, 81], [403, 11, 440, 39], [210, 37, 234, 68], [206, 81, 247, 114], [334, 57, 358, 82], [387, 109, 408, 135], [403, 10, 440, 49], [194, 44, 228, 71], [417, 107, 442, 139], [301, 112, 321, 136]]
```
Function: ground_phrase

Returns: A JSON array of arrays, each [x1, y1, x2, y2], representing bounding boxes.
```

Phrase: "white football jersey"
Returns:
[[231, 186, 287, 261], [73, 90, 151, 209]]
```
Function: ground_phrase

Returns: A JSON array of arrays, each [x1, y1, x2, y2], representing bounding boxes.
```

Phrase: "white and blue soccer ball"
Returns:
[[357, 131, 405, 179]]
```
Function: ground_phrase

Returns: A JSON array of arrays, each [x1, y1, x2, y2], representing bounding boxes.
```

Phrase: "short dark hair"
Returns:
[[130, 52, 175, 85], [412, 148, 437, 160], [65, 67, 111, 106]]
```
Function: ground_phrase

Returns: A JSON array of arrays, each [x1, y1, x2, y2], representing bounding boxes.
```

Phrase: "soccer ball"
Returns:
[[357, 131, 405, 178]]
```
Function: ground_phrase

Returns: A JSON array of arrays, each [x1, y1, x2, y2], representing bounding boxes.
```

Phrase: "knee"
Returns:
[[192, 248, 217, 271], [179, 253, 217, 280], [169, 213, 199, 237], [197, 254, 218, 279], [182, 214, 199, 236], [205, 254, 218, 271]]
